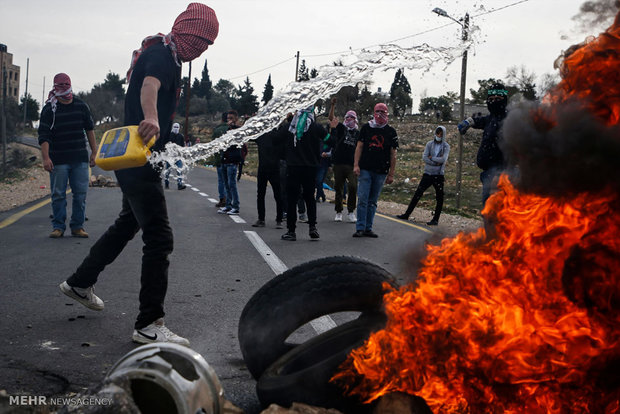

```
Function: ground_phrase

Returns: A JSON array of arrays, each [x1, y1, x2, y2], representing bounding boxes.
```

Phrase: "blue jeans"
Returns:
[[223, 163, 239, 210], [164, 160, 183, 187], [356, 169, 386, 232], [49, 162, 89, 231], [315, 161, 330, 200], [216, 165, 226, 200]]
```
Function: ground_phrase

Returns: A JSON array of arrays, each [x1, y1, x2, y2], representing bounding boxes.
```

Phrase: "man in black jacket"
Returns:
[[458, 82, 509, 206], [60, 3, 219, 346], [281, 106, 328, 241], [251, 129, 284, 228]]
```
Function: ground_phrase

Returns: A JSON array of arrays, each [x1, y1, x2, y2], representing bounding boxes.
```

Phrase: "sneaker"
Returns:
[[132, 318, 190, 346], [334, 213, 343, 222], [71, 228, 89, 238], [227, 209, 240, 215], [309, 226, 320, 239], [217, 207, 231, 214], [363, 230, 379, 238], [275, 221, 284, 229], [396, 214, 409, 220], [215, 198, 226, 208], [177, 184, 187, 190], [252, 220, 265, 227], [427, 219, 439, 226], [59, 281, 104, 311], [281, 231, 297, 241], [298, 214, 308, 223], [347, 212, 357, 223], [49, 229, 64, 238], [352, 230, 365, 238]]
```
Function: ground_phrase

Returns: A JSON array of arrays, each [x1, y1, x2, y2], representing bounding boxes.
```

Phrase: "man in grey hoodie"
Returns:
[[397, 126, 450, 225]]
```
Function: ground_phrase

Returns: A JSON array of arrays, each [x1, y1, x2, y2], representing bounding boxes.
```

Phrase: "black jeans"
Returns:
[[286, 165, 317, 231], [403, 173, 444, 221], [257, 167, 283, 222], [67, 176, 173, 329]]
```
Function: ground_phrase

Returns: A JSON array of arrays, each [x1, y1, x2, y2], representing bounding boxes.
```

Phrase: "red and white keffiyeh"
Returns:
[[127, 3, 219, 84]]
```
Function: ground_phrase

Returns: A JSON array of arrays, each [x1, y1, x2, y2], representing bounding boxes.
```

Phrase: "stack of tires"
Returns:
[[238, 256, 397, 412]]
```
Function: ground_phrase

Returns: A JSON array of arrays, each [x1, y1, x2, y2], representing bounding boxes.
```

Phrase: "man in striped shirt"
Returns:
[[38, 73, 96, 238]]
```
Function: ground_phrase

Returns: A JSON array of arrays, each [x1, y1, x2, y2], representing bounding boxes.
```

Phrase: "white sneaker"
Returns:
[[334, 213, 343, 222], [347, 212, 357, 222], [217, 207, 230, 214], [132, 318, 190, 346], [226, 209, 239, 215], [59, 281, 104, 311]]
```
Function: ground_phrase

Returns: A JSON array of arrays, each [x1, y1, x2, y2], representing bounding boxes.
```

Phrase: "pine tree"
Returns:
[[262, 74, 274, 105], [234, 77, 259, 116], [389, 69, 412, 117], [192, 60, 213, 99], [298, 60, 310, 81]]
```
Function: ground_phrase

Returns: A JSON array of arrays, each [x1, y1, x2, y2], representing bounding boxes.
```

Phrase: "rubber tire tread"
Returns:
[[238, 256, 396, 379], [256, 313, 386, 412]]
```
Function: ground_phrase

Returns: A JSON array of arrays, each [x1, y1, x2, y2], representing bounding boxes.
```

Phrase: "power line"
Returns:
[[228, 0, 533, 80], [228, 56, 296, 81]]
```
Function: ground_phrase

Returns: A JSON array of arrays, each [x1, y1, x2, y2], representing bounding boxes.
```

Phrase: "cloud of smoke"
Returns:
[[572, 0, 620, 33], [500, 99, 620, 197]]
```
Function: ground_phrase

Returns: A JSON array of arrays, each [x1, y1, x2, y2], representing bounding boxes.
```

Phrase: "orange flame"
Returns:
[[332, 10, 620, 414]]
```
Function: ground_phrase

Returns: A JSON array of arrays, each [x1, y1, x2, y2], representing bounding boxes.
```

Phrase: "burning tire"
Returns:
[[238, 256, 396, 379], [256, 312, 386, 411]]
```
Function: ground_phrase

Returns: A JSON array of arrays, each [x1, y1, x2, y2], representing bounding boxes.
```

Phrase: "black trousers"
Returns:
[[257, 167, 283, 222], [67, 177, 173, 329], [286, 165, 317, 231], [403, 173, 444, 221]]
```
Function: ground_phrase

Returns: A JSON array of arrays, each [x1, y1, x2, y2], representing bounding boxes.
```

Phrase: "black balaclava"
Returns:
[[487, 82, 508, 115]]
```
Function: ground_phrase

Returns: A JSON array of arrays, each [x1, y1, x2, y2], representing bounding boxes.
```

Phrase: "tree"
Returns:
[[310, 68, 319, 79], [214, 79, 235, 100], [192, 60, 213, 99], [389, 69, 412, 117], [419, 92, 457, 121], [506, 65, 537, 101], [79, 71, 126, 125], [357, 85, 375, 118], [297, 60, 310, 81], [233, 77, 259, 116], [19, 93, 40, 126], [262, 74, 274, 106]]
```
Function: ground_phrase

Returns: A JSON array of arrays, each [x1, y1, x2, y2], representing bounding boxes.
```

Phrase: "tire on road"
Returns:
[[256, 312, 386, 411], [238, 256, 396, 379]]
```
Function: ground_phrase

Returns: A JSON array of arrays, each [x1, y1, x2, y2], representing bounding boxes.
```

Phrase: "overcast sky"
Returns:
[[1, 0, 614, 111]]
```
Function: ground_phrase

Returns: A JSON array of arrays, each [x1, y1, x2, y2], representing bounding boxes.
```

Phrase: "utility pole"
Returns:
[[295, 51, 300, 82], [1, 51, 6, 174], [23, 58, 29, 125], [184, 61, 192, 139], [455, 13, 469, 209]]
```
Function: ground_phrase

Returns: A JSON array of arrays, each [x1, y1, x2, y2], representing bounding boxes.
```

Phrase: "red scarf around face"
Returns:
[[126, 3, 219, 84]]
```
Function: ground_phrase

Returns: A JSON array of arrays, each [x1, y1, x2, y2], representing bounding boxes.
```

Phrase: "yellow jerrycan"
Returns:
[[95, 126, 157, 171]]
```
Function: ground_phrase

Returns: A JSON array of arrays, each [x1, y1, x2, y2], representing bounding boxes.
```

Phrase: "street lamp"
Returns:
[[433, 7, 470, 209]]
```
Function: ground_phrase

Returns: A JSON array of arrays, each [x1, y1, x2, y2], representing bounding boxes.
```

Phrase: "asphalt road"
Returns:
[[0, 165, 435, 413]]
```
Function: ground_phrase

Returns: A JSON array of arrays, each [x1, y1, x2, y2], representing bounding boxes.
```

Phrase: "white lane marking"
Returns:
[[229, 215, 246, 224], [199, 192, 208, 197], [191, 187, 200, 192], [207, 198, 218, 203], [243, 231, 336, 335], [244, 231, 288, 274]]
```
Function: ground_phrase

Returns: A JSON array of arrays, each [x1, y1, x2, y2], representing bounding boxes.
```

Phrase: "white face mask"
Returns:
[[435, 136, 442, 142], [172, 126, 180, 134]]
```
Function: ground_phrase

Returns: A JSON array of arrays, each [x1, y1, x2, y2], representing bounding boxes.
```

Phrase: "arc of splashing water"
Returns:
[[150, 42, 470, 180]]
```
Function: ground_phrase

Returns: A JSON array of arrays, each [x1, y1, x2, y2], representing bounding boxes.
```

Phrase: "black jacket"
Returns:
[[472, 112, 506, 171]]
